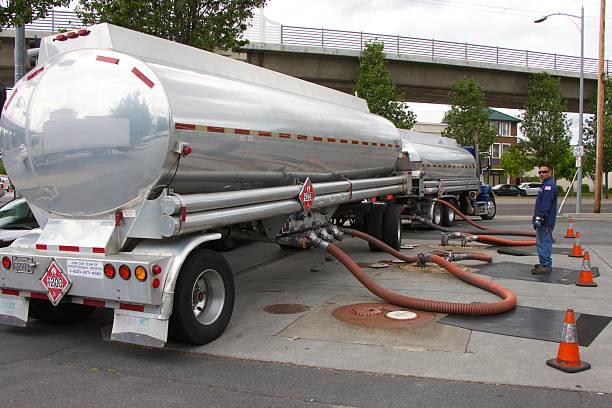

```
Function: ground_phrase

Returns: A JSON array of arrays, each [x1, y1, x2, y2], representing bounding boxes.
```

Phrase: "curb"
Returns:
[[562, 213, 612, 219]]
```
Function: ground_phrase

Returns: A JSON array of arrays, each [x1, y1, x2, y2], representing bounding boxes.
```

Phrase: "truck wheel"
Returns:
[[382, 205, 402, 251], [169, 249, 235, 345], [441, 198, 458, 227], [431, 202, 444, 226], [29, 299, 95, 324], [365, 203, 386, 252], [480, 194, 497, 220]]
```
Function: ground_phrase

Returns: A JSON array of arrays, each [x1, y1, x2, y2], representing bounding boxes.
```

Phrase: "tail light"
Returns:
[[135, 266, 147, 282], [152, 278, 161, 289], [77, 28, 90, 36], [152, 265, 162, 275], [54, 34, 67, 41], [2, 256, 11, 269], [119, 265, 131, 280], [66, 31, 78, 39], [104, 264, 115, 279]]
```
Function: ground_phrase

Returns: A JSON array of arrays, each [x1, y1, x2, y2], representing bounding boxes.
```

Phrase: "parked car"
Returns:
[[491, 184, 527, 197], [518, 182, 541, 196], [0, 198, 39, 247]]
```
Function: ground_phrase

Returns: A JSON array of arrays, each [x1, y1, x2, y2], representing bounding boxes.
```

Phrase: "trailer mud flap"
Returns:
[[111, 310, 168, 348], [0, 295, 29, 327]]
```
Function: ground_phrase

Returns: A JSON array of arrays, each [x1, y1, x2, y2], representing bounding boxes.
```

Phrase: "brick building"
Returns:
[[483, 108, 521, 186]]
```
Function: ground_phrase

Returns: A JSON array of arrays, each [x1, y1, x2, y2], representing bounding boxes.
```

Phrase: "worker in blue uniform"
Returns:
[[532, 164, 557, 274]]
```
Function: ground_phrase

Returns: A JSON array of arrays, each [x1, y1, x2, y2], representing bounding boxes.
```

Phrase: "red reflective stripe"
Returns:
[[83, 298, 106, 307], [258, 131, 272, 137], [92, 247, 105, 254], [327, 138, 336, 143], [361, 141, 369, 145], [279, 133, 291, 139], [59, 245, 79, 252], [297, 135, 308, 140], [26, 66, 44, 80], [30, 292, 48, 300], [131, 67, 154, 88], [207, 126, 225, 133], [175, 123, 196, 130], [36, 244, 47, 250], [120, 303, 145, 312], [181, 207, 187, 222], [96, 55, 119, 64], [340, 139, 348, 144], [351, 141, 359, 145], [1, 289, 19, 296], [313, 136, 323, 142], [3, 88, 17, 111], [234, 129, 250, 135]]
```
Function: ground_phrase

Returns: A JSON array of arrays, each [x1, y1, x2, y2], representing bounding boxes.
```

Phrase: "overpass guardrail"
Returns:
[[9, 9, 610, 76]]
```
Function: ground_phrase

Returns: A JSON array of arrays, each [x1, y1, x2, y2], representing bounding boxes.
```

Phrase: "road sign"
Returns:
[[40, 259, 72, 306], [299, 177, 315, 213], [576, 156, 583, 168], [574, 146, 584, 157]]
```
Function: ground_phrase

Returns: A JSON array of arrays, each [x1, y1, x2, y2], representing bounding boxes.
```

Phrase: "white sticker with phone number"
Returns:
[[67, 259, 103, 279]]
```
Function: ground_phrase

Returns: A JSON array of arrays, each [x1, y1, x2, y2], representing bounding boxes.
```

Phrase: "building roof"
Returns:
[[487, 108, 521, 123]]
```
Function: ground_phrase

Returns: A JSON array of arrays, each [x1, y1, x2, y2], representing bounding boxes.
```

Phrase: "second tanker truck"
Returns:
[[0, 24, 495, 347]]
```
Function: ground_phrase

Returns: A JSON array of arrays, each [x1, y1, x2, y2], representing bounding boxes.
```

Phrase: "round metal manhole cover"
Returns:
[[263, 303, 310, 314], [386, 310, 418, 320], [429, 244, 488, 252], [400, 243, 419, 249], [332, 303, 435, 328]]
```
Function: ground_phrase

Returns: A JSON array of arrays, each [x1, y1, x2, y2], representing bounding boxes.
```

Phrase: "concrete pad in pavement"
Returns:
[[160, 220, 612, 393]]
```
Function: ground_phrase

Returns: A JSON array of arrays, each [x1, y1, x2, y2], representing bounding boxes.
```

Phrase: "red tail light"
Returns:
[[152, 278, 160, 289], [2, 257, 11, 269], [104, 264, 115, 279], [54, 34, 67, 41], [66, 31, 78, 39], [119, 265, 131, 280], [152, 265, 162, 275], [77, 29, 90, 36]]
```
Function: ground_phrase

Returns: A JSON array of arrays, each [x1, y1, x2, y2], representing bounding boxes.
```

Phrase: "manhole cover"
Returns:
[[400, 262, 448, 274], [332, 303, 435, 328], [401, 244, 419, 249], [429, 244, 488, 252], [263, 303, 310, 314], [368, 262, 390, 269]]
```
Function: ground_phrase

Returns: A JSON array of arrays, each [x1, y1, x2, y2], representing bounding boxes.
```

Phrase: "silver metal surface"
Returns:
[[111, 310, 169, 348], [399, 130, 477, 180], [192, 268, 225, 325], [161, 176, 406, 215], [2, 24, 400, 217]]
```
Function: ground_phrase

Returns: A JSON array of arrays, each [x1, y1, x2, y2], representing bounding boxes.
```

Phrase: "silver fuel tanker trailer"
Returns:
[[0, 24, 493, 347]]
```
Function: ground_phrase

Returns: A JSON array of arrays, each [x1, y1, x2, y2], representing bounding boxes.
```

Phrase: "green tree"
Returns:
[[77, 0, 266, 51], [353, 42, 416, 129], [0, 1, 68, 28], [500, 142, 532, 179], [441, 78, 496, 153], [555, 147, 577, 182], [583, 77, 612, 196], [520, 72, 571, 176]]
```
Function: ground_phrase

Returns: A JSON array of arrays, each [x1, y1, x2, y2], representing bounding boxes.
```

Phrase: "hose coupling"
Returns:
[[416, 252, 431, 268], [317, 228, 335, 242], [308, 230, 329, 249], [327, 225, 344, 241]]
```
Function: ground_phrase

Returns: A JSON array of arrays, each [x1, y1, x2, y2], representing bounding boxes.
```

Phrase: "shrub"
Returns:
[[581, 183, 590, 193], [557, 185, 564, 195]]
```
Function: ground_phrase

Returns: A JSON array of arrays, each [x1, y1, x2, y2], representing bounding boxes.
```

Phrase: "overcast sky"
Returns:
[[255, 0, 609, 142]]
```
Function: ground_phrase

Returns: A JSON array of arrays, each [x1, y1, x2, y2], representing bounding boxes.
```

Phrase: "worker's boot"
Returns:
[[532, 265, 552, 274], [530, 264, 541, 273]]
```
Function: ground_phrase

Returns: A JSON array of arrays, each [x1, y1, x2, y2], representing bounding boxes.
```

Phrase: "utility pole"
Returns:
[[594, 0, 606, 213], [14, 25, 26, 84], [577, 6, 584, 213]]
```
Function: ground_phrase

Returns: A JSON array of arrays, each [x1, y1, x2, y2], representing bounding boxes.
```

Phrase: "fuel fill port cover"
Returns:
[[385, 310, 418, 321]]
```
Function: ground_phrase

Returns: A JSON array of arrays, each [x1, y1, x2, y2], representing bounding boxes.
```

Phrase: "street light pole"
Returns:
[[577, 6, 584, 214], [534, 8, 584, 213]]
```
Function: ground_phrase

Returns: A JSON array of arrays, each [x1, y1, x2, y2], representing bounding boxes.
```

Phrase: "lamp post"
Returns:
[[535, 6, 584, 213]]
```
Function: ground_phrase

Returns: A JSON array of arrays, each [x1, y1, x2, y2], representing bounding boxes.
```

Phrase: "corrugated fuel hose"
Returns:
[[327, 228, 517, 315]]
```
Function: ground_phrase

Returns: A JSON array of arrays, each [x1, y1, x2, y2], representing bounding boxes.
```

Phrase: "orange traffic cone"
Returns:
[[546, 309, 590, 373], [576, 251, 597, 287], [568, 232, 583, 258], [564, 216, 576, 238]]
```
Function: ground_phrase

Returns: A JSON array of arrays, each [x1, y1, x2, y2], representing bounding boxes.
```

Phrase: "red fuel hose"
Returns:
[[413, 215, 536, 237], [471, 235, 536, 246], [329, 229, 517, 315], [432, 198, 536, 237]]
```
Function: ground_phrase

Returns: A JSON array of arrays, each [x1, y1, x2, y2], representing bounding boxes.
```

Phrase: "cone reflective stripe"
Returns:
[[569, 232, 583, 258], [576, 251, 597, 287], [546, 309, 591, 373], [564, 216, 576, 238]]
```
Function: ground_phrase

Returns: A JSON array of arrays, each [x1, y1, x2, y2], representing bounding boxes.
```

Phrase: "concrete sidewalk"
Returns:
[[162, 218, 612, 393]]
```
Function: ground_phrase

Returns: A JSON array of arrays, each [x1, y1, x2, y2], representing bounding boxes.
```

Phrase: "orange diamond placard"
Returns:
[[40, 259, 72, 306], [299, 177, 315, 213]]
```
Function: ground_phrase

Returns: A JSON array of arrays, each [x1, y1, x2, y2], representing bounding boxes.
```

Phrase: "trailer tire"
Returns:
[[169, 249, 235, 345], [29, 299, 95, 324], [441, 198, 458, 227], [365, 203, 386, 252], [382, 204, 402, 251], [480, 194, 497, 220], [431, 202, 444, 226]]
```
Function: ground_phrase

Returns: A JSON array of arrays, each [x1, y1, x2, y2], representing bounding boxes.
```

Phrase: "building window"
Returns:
[[491, 143, 501, 159], [498, 121, 510, 136], [501, 143, 511, 156]]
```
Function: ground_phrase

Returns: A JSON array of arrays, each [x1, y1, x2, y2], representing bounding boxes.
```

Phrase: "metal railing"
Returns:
[[277, 25, 607, 75], [12, 9, 609, 75]]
